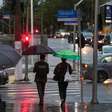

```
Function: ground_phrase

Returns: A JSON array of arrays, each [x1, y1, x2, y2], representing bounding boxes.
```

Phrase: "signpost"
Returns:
[[57, 9, 79, 25]]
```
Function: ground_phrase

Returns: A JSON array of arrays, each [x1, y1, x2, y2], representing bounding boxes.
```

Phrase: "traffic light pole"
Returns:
[[91, 0, 99, 104], [24, 1, 30, 81], [24, 55, 29, 81]]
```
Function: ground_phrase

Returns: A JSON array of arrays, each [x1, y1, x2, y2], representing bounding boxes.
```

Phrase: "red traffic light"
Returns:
[[21, 32, 31, 45]]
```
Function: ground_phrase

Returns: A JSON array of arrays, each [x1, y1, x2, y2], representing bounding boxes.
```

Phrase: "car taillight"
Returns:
[[82, 64, 88, 69]]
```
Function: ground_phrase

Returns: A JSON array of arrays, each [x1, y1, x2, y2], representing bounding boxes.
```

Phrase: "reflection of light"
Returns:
[[61, 38, 64, 40], [104, 79, 112, 85], [83, 103, 88, 112], [54, 36, 56, 38], [20, 100, 31, 112], [65, 103, 69, 112], [82, 51, 87, 55], [74, 102, 78, 112]]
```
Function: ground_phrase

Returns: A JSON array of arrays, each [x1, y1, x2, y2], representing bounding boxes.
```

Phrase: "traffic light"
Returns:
[[21, 32, 31, 50]]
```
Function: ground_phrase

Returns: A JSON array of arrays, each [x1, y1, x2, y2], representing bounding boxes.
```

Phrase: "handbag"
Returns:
[[64, 66, 72, 82]]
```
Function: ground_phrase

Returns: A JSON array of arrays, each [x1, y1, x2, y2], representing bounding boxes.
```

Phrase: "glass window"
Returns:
[[101, 56, 112, 63]]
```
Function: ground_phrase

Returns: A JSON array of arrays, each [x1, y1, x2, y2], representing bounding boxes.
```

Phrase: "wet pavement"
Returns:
[[1, 38, 112, 111], [1, 101, 112, 112]]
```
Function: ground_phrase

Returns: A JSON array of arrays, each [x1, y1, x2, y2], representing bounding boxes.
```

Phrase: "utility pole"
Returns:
[[91, 0, 99, 104]]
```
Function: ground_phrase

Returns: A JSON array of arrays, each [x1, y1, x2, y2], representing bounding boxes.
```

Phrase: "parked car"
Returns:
[[102, 45, 112, 55], [82, 31, 93, 44], [0, 69, 8, 85], [83, 54, 112, 83]]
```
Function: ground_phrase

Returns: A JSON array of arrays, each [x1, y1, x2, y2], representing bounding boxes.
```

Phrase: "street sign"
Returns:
[[57, 9, 77, 18], [57, 9, 79, 23], [64, 21, 79, 25], [57, 17, 79, 22]]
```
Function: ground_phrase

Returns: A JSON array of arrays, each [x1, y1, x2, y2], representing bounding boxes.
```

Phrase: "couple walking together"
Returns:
[[33, 54, 72, 106]]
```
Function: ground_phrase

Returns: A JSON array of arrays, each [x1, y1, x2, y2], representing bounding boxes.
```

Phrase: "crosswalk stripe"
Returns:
[[0, 82, 81, 102], [1, 89, 80, 94]]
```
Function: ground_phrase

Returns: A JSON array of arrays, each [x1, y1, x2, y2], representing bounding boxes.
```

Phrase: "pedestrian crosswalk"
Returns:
[[0, 81, 81, 103]]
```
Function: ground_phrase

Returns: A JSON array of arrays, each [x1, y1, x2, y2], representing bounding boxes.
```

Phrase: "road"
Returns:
[[1, 80, 112, 112], [1, 80, 112, 103], [0, 81, 81, 104]]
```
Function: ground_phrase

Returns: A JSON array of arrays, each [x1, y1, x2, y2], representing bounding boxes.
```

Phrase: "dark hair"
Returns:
[[61, 58, 66, 62], [40, 54, 45, 60]]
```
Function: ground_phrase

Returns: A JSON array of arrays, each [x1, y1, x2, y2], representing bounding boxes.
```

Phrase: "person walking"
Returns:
[[33, 54, 49, 105], [53, 58, 72, 107]]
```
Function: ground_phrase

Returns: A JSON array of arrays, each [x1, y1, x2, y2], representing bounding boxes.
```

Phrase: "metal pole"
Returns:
[[79, 19, 83, 104], [24, 56, 29, 81], [73, 0, 84, 71], [31, 0, 34, 45], [24, 1, 29, 81], [91, 0, 99, 104], [74, 0, 84, 104], [30, 0, 34, 65], [73, 11, 76, 71], [40, 0, 44, 45], [26, 1, 29, 33]]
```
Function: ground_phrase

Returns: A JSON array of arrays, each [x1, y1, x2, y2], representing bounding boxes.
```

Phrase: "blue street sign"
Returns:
[[57, 9, 77, 18]]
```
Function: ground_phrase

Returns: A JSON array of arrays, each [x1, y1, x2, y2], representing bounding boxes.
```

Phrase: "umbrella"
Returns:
[[53, 49, 80, 60], [22, 45, 55, 55], [0, 44, 21, 69]]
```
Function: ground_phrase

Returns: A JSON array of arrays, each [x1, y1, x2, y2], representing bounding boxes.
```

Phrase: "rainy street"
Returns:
[[0, 38, 112, 112], [1, 79, 112, 112]]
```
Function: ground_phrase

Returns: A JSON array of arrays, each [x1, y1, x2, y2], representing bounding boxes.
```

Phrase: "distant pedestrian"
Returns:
[[53, 58, 72, 107], [33, 54, 49, 105]]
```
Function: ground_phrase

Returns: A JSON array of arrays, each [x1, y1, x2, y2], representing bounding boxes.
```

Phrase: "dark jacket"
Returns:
[[54, 62, 72, 82], [33, 61, 49, 82]]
